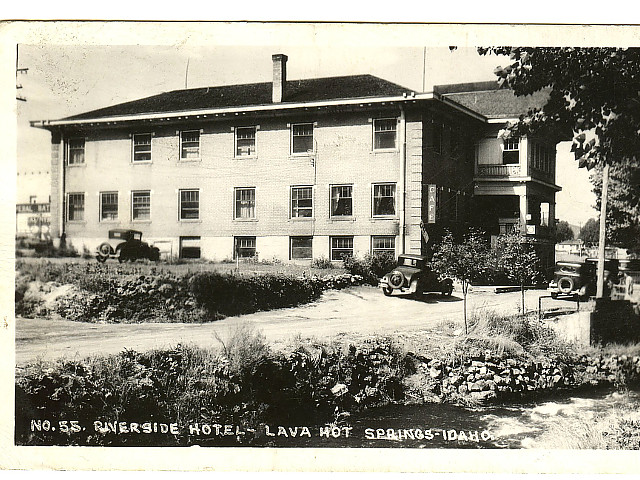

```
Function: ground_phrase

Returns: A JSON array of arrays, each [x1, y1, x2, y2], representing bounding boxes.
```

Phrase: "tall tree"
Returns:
[[479, 47, 640, 296], [591, 158, 640, 251], [555, 220, 575, 243], [430, 229, 492, 334], [579, 218, 600, 247]]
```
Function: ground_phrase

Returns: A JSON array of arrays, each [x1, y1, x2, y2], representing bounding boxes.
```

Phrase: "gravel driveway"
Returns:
[[15, 286, 551, 365]]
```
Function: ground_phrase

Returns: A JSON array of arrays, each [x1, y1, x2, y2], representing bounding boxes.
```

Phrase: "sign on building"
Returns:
[[427, 184, 437, 224]]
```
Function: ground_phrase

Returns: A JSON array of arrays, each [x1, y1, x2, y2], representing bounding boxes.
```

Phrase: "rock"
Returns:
[[331, 383, 348, 396], [469, 380, 486, 392], [470, 391, 497, 404]]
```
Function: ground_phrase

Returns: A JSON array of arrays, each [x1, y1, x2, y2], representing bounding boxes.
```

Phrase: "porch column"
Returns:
[[519, 193, 528, 234]]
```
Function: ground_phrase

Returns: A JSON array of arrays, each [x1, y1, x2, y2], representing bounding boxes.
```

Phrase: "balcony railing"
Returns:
[[476, 164, 522, 177]]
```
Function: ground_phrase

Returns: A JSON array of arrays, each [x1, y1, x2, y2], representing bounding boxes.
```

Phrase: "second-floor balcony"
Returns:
[[476, 164, 522, 177]]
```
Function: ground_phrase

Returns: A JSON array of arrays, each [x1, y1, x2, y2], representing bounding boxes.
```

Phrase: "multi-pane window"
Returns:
[[67, 138, 85, 165], [132, 190, 151, 221], [179, 189, 200, 220], [100, 192, 118, 221], [291, 123, 314, 154], [330, 185, 353, 217], [373, 118, 397, 150], [372, 236, 396, 256], [235, 188, 256, 219], [290, 236, 313, 260], [67, 193, 85, 221], [234, 236, 256, 258], [236, 126, 256, 157], [372, 183, 396, 216], [503, 138, 520, 165], [291, 186, 313, 218], [330, 236, 354, 261], [132, 133, 152, 162], [180, 130, 200, 159]]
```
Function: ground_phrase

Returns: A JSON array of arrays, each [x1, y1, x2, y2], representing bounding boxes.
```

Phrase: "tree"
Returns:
[[493, 233, 545, 314], [579, 218, 600, 247], [479, 47, 640, 297], [591, 158, 640, 251], [555, 220, 574, 243], [430, 229, 492, 334]]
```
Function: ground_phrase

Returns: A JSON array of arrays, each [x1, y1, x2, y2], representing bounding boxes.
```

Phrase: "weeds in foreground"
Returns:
[[448, 309, 575, 360], [531, 398, 640, 449]]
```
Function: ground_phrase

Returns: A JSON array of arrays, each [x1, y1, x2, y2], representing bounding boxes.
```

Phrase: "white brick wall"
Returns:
[[60, 109, 420, 261]]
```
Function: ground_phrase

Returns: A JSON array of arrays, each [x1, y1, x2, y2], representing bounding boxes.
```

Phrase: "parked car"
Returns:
[[96, 229, 160, 263], [380, 254, 454, 299], [548, 258, 619, 300]]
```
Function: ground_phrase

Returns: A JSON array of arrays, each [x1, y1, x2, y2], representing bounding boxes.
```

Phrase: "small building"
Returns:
[[30, 54, 561, 264], [16, 169, 51, 241]]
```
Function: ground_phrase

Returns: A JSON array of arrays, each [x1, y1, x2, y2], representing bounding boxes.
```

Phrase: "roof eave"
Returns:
[[31, 92, 488, 130]]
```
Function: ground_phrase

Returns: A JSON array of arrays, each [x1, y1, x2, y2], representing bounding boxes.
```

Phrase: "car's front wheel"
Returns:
[[382, 286, 393, 296]]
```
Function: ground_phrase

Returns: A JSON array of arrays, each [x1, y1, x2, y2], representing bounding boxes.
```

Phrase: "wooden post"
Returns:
[[596, 162, 610, 298]]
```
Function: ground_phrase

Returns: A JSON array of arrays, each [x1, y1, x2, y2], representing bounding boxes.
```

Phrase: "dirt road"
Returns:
[[15, 286, 552, 365]]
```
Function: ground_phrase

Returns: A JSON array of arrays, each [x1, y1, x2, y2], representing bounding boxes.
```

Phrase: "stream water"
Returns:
[[257, 388, 640, 449]]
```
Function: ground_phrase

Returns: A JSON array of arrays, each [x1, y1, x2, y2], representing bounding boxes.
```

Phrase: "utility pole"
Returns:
[[16, 45, 27, 101], [596, 162, 610, 298]]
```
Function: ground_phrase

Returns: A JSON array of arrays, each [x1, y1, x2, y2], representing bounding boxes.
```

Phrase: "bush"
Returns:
[[342, 252, 396, 285], [188, 271, 325, 319], [311, 256, 334, 269]]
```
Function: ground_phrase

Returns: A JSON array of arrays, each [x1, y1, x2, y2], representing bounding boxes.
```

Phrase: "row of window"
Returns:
[[178, 235, 396, 261], [531, 143, 555, 174], [66, 183, 398, 222], [66, 119, 400, 165]]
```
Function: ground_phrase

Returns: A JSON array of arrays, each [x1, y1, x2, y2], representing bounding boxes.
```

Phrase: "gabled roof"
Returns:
[[63, 75, 413, 121], [435, 81, 551, 120]]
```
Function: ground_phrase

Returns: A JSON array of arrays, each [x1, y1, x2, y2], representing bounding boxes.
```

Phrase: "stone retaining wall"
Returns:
[[408, 351, 640, 404]]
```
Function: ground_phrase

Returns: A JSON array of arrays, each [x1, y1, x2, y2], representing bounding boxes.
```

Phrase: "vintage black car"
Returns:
[[548, 258, 619, 300], [380, 254, 454, 299], [96, 229, 160, 263]]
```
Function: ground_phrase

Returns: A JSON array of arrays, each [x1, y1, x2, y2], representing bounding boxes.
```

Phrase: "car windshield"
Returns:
[[133, 233, 142, 241]]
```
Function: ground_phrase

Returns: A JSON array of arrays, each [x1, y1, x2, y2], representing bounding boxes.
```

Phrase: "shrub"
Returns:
[[312, 256, 334, 269], [188, 271, 324, 319], [343, 252, 396, 285]]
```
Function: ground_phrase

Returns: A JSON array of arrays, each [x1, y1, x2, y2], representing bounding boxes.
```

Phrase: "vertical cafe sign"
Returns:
[[427, 184, 437, 224]]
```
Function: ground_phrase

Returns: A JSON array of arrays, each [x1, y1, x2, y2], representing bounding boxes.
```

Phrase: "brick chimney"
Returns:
[[272, 54, 288, 103]]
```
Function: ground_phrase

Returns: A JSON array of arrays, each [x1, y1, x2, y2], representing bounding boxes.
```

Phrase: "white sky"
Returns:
[[14, 27, 598, 226]]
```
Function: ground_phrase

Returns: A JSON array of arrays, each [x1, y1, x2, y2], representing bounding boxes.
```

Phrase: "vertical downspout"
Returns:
[[399, 104, 406, 254], [59, 130, 65, 240]]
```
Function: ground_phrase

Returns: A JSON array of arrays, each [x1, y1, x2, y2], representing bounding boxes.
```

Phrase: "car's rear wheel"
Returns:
[[441, 280, 453, 297], [96, 255, 107, 263]]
